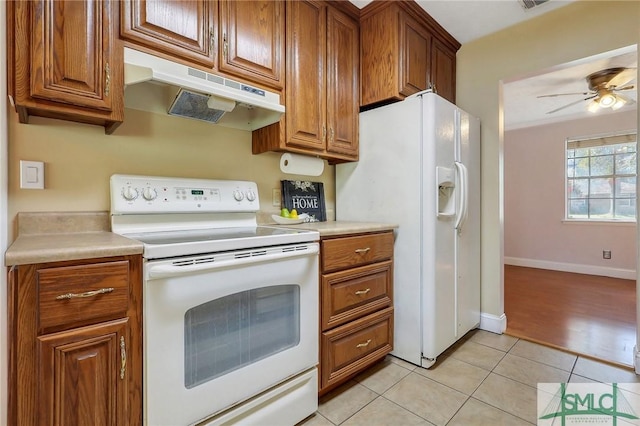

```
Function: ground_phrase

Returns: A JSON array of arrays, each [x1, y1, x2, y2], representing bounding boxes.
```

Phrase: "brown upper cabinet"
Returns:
[[7, 0, 124, 134], [252, 0, 359, 164], [120, 0, 284, 90], [360, 1, 460, 107]]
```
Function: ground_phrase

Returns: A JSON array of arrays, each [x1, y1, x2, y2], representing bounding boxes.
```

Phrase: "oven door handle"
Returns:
[[146, 244, 319, 279]]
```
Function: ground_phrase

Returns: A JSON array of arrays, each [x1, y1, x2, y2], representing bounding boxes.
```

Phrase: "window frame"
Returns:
[[564, 131, 637, 223]]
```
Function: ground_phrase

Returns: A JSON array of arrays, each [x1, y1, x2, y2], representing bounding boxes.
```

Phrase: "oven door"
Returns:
[[143, 242, 319, 426]]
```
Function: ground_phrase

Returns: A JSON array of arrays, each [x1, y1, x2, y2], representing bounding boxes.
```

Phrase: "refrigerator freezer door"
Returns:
[[421, 93, 458, 362], [336, 96, 424, 365]]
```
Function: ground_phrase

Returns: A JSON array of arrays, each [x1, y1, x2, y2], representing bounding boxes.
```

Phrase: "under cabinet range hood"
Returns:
[[123, 47, 284, 131]]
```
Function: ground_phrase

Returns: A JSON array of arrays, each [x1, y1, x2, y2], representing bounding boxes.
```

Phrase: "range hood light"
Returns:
[[124, 48, 284, 131], [208, 95, 236, 112]]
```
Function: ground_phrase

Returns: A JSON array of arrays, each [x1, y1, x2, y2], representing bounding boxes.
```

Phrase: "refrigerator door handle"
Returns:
[[454, 161, 469, 232]]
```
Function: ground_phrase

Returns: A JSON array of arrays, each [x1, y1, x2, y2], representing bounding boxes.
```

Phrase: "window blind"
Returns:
[[567, 131, 637, 150]]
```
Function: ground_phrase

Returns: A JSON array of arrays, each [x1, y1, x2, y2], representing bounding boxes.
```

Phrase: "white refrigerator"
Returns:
[[336, 92, 480, 368]]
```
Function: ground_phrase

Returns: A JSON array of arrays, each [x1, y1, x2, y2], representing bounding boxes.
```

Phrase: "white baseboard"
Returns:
[[504, 257, 636, 280], [479, 312, 507, 334]]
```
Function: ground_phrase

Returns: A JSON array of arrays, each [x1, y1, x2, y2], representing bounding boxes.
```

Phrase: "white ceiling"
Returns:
[[503, 46, 637, 130], [351, 0, 638, 130], [351, 0, 576, 45]]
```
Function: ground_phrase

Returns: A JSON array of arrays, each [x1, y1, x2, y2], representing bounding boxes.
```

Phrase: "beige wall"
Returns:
[[8, 108, 335, 241], [456, 0, 640, 317]]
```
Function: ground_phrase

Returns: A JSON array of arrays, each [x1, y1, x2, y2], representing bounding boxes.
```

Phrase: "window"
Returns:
[[566, 132, 637, 221]]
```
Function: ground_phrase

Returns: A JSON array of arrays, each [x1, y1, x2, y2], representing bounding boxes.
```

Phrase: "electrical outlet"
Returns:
[[272, 188, 281, 207], [603, 250, 612, 259]]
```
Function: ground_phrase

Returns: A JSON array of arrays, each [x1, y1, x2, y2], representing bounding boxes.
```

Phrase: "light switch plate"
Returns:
[[20, 160, 45, 189]]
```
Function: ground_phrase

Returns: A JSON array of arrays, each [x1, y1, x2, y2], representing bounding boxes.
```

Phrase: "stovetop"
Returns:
[[110, 174, 319, 259], [123, 225, 318, 259]]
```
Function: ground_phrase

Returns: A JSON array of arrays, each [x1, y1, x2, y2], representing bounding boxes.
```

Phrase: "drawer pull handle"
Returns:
[[55, 287, 115, 300], [120, 336, 126, 380], [355, 288, 371, 295], [354, 247, 371, 254], [356, 339, 372, 348]]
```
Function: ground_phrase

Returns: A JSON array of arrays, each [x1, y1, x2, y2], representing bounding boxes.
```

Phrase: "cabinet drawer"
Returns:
[[322, 260, 392, 331], [37, 261, 130, 333], [320, 307, 393, 390], [322, 232, 394, 273]]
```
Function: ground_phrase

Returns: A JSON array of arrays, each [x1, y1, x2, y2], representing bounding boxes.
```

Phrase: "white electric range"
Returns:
[[110, 174, 320, 426]]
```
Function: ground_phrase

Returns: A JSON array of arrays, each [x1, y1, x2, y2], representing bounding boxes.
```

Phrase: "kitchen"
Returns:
[[2, 0, 640, 425]]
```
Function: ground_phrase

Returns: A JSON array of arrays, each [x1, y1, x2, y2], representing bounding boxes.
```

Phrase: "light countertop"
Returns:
[[6, 212, 397, 266], [5, 212, 143, 266], [262, 220, 398, 237]]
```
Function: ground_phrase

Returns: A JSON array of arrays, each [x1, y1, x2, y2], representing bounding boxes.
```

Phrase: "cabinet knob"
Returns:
[[209, 26, 215, 52], [355, 288, 371, 295], [354, 247, 370, 254]]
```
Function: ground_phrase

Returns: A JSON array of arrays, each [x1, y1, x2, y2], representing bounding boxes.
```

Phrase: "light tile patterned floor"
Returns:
[[300, 330, 640, 425]]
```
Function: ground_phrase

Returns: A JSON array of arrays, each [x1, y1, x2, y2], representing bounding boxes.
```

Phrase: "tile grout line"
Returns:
[[457, 335, 540, 425], [444, 335, 515, 425]]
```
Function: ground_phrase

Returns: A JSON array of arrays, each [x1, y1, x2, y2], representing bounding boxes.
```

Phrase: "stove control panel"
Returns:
[[110, 174, 260, 214]]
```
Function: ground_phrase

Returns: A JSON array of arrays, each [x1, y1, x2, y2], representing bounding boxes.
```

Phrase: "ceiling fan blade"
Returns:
[[537, 92, 590, 98], [613, 84, 635, 92], [607, 68, 637, 88], [546, 95, 597, 114]]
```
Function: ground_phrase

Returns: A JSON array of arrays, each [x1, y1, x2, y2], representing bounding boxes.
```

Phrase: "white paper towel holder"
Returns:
[[279, 152, 324, 176]]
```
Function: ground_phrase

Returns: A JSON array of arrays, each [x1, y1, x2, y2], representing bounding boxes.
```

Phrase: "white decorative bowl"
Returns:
[[271, 214, 309, 225]]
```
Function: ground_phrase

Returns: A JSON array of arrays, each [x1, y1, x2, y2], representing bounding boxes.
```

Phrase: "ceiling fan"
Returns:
[[538, 67, 636, 114]]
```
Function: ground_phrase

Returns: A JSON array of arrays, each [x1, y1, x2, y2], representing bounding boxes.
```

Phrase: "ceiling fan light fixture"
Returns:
[[612, 96, 627, 110], [598, 92, 617, 108], [587, 99, 600, 113]]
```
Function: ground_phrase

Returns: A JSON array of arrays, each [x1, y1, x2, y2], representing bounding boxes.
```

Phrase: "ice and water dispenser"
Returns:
[[437, 166, 456, 218]]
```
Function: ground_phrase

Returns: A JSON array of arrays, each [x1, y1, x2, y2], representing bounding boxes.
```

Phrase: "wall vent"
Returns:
[[518, 0, 550, 10]]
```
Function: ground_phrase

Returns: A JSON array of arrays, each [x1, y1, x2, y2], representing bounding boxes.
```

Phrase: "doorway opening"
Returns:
[[502, 45, 638, 367]]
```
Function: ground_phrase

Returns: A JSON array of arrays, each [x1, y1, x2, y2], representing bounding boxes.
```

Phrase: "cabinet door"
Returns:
[[219, 0, 284, 89], [285, 0, 327, 151], [39, 319, 129, 426], [30, 0, 118, 112], [326, 6, 359, 159], [121, 0, 217, 68], [359, 4, 400, 107], [399, 11, 431, 97], [431, 38, 456, 103]]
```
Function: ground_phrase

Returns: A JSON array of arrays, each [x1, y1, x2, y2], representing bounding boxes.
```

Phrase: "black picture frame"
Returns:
[[280, 180, 327, 222]]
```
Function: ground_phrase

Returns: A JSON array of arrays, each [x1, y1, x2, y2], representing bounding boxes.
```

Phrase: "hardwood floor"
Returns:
[[504, 265, 636, 367]]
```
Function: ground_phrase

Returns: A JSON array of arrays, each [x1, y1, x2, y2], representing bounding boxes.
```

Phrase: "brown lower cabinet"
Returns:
[[319, 230, 395, 395], [8, 255, 142, 426]]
